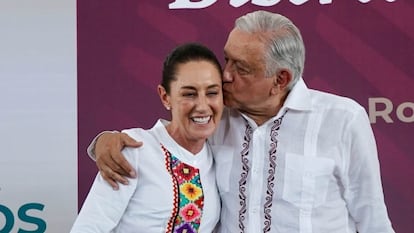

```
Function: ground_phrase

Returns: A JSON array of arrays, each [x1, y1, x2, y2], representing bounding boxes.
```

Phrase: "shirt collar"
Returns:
[[282, 77, 312, 112], [232, 77, 312, 127]]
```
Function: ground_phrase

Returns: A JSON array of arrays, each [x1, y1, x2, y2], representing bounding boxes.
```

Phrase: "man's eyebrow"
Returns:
[[237, 59, 250, 68], [224, 52, 249, 67]]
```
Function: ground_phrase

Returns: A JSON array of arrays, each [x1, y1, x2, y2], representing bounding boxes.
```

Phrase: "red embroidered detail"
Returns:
[[161, 144, 203, 233], [162, 144, 179, 233]]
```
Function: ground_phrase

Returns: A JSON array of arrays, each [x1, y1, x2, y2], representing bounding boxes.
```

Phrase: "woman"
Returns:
[[71, 43, 223, 233]]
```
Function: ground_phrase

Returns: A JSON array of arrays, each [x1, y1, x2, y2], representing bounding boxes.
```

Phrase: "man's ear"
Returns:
[[158, 85, 171, 110], [274, 69, 293, 90], [271, 69, 293, 95]]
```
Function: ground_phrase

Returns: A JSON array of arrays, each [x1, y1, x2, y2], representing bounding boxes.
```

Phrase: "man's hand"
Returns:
[[95, 132, 142, 190]]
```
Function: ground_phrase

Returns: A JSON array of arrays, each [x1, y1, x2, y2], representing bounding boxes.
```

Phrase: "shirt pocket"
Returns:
[[282, 153, 335, 209], [210, 145, 234, 194]]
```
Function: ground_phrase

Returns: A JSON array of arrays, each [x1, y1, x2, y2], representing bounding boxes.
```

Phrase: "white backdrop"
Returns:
[[0, 1, 77, 232]]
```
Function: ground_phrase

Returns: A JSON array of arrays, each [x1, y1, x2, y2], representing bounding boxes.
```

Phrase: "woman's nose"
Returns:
[[196, 96, 209, 111]]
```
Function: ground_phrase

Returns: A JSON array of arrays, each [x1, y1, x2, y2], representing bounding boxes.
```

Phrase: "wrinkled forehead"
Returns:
[[224, 29, 266, 65]]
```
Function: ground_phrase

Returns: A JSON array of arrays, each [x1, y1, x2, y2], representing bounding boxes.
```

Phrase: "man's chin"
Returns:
[[223, 99, 237, 109]]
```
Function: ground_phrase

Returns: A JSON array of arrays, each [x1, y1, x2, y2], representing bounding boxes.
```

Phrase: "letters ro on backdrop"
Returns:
[[369, 98, 414, 124]]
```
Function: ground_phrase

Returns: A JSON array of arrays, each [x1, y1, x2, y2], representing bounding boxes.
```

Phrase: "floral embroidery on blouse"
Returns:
[[162, 144, 204, 233]]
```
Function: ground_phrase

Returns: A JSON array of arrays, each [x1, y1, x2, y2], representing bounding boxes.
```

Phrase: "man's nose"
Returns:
[[222, 64, 233, 82]]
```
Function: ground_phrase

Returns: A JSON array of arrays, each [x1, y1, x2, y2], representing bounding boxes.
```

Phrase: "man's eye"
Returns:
[[235, 63, 249, 74], [183, 93, 196, 97], [237, 67, 249, 75]]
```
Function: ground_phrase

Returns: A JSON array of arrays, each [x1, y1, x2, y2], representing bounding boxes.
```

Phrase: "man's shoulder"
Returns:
[[309, 89, 364, 112]]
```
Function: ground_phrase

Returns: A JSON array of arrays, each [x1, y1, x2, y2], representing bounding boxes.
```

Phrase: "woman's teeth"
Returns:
[[192, 116, 211, 124]]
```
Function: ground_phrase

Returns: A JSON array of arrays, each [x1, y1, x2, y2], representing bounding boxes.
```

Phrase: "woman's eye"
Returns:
[[183, 93, 196, 97], [207, 92, 218, 96]]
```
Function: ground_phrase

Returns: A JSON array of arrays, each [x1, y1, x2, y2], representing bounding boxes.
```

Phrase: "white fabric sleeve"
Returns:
[[343, 107, 395, 233], [70, 147, 139, 233]]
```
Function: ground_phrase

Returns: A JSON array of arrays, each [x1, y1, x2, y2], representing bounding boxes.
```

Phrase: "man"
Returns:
[[89, 10, 395, 233]]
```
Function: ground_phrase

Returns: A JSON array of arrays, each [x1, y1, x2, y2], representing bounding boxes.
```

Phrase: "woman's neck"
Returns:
[[165, 124, 205, 155]]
